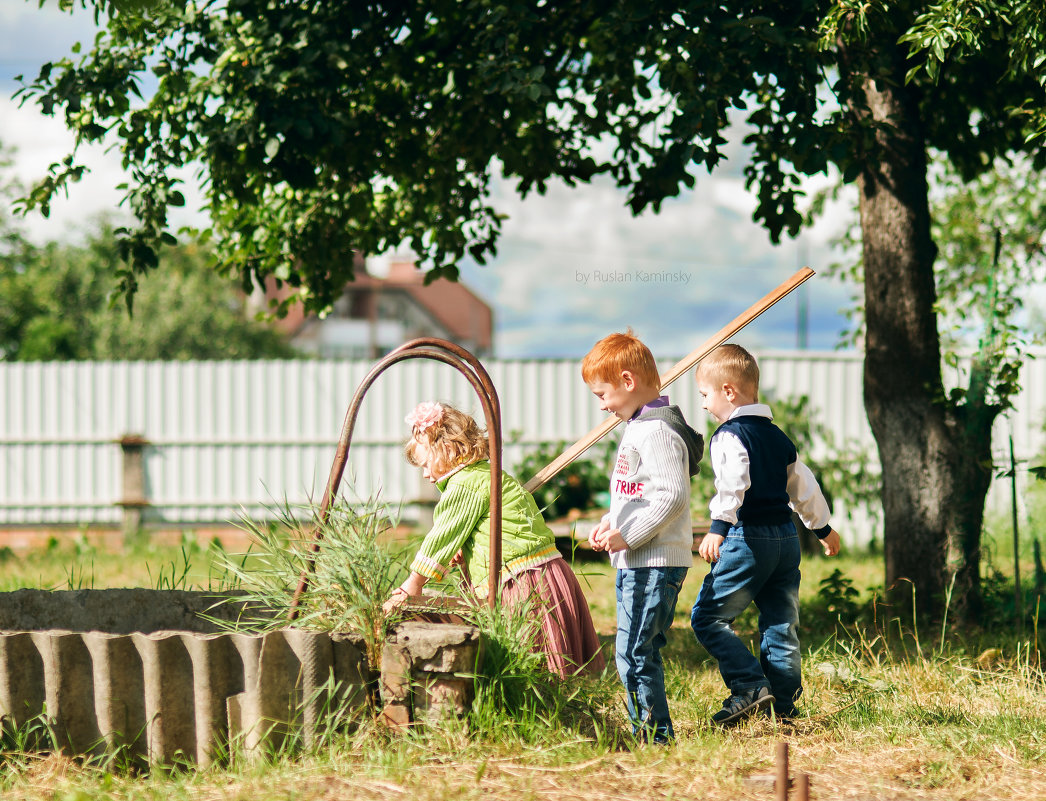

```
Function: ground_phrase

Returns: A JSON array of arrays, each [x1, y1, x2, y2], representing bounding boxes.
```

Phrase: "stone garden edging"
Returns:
[[0, 590, 481, 765]]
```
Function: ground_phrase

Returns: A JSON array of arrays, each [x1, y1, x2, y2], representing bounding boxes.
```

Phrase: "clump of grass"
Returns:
[[465, 596, 622, 748], [216, 492, 621, 749], [214, 494, 407, 665]]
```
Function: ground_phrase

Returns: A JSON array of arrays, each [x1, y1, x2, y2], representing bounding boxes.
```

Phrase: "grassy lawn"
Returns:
[[0, 529, 1043, 800]]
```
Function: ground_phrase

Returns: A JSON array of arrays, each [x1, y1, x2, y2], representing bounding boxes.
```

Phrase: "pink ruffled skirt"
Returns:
[[500, 556, 606, 678]]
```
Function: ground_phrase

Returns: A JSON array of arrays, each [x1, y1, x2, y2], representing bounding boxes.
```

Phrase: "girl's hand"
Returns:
[[382, 586, 409, 614], [450, 550, 465, 567], [383, 572, 428, 614]]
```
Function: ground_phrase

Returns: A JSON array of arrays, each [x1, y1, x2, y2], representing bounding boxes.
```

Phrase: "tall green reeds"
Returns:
[[215, 495, 406, 666]]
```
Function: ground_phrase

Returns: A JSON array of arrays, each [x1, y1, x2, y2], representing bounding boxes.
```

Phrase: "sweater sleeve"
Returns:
[[707, 431, 751, 536], [410, 481, 488, 581], [785, 457, 832, 538], [618, 427, 691, 549]]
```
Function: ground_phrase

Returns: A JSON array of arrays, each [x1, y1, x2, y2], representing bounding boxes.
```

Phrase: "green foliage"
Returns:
[[218, 493, 618, 743], [215, 497, 407, 666], [145, 545, 194, 590], [0, 144, 28, 261], [816, 568, 862, 621], [931, 157, 1046, 409], [14, 0, 1046, 620], [900, 1, 1046, 140], [0, 220, 297, 360], [512, 437, 616, 520], [16, 1, 1042, 313], [16, 1, 611, 309], [826, 155, 1046, 383], [466, 599, 620, 744]]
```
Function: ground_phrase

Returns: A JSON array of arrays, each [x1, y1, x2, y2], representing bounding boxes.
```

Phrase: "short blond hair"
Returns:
[[697, 344, 760, 397], [581, 329, 660, 389], [404, 403, 489, 474]]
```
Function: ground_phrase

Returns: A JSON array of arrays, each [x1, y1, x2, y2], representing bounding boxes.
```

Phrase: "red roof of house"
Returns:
[[263, 258, 493, 352], [379, 260, 492, 351]]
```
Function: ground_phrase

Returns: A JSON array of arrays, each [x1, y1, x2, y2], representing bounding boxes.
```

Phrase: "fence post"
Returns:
[[117, 434, 150, 545]]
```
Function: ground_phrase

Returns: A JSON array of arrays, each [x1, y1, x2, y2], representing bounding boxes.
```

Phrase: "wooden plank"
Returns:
[[523, 267, 816, 492]]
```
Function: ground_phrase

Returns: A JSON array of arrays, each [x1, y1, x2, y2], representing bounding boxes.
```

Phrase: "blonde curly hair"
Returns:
[[404, 403, 490, 475]]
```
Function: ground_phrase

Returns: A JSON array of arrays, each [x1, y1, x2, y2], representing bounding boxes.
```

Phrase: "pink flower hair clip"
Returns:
[[406, 401, 444, 433]]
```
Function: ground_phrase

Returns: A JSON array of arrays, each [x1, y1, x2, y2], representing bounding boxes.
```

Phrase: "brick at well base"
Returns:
[[379, 622, 482, 727]]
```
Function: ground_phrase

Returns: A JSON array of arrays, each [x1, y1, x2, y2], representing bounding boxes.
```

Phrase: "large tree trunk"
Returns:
[[854, 53, 994, 623]]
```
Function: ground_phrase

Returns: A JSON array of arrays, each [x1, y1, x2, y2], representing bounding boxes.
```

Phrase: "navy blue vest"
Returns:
[[715, 415, 797, 527]]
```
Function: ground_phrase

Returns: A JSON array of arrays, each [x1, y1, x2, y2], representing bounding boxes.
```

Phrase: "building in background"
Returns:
[[263, 255, 493, 359]]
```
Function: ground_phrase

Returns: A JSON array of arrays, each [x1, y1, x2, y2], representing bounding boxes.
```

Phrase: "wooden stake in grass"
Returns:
[[776, 741, 790, 801], [795, 772, 810, 801], [523, 267, 817, 493]]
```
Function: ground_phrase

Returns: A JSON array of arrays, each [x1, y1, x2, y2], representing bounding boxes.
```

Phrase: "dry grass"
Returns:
[[0, 539, 1043, 799]]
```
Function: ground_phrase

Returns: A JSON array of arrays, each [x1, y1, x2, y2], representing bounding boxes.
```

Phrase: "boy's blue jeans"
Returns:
[[690, 522, 802, 712], [615, 565, 688, 742]]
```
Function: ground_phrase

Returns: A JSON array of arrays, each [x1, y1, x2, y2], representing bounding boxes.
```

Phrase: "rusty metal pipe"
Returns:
[[289, 339, 503, 618]]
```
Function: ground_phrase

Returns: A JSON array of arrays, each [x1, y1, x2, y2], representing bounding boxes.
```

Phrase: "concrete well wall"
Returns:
[[0, 590, 484, 765], [0, 590, 368, 765]]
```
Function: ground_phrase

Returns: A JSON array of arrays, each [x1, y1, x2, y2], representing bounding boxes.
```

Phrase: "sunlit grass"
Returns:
[[0, 531, 239, 592], [0, 525, 1043, 799]]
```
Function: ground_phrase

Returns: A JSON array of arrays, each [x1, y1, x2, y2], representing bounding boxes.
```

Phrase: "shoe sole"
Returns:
[[712, 692, 776, 727]]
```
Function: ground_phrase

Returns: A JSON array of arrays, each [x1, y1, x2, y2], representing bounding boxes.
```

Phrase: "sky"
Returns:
[[0, 2, 860, 360]]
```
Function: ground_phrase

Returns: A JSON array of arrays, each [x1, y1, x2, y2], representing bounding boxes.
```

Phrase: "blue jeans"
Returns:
[[615, 566, 688, 741], [690, 522, 802, 712]]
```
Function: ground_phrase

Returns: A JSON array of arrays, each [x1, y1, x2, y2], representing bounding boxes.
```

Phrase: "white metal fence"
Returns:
[[1, 351, 1043, 539]]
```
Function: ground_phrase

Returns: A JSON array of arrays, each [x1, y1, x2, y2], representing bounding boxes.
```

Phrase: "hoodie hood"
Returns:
[[635, 405, 704, 477]]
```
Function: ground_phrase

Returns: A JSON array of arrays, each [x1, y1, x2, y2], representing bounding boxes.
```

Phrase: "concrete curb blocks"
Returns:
[[0, 627, 370, 765], [0, 591, 481, 763], [0, 590, 372, 765]]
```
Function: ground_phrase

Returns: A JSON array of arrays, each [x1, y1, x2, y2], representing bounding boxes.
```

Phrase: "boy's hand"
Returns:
[[598, 528, 628, 553], [698, 533, 725, 564], [588, 519, 611, 551], [820, 529, 842, 557]]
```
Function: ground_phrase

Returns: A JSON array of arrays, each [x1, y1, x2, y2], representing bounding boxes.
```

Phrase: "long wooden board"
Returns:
[[523, 267, 816, 492]]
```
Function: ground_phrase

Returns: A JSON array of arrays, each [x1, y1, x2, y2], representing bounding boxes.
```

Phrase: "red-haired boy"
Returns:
[[582, 330, 703, 743]]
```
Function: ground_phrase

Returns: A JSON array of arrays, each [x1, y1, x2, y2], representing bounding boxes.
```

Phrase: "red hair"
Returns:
[[581, 329, 660, 389]]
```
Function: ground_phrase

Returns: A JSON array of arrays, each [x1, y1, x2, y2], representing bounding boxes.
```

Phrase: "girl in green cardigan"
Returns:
[[383, 401, 604, 678]]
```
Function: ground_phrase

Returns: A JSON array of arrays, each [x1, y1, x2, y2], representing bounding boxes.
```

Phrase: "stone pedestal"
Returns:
[[379, 622, 482, 727]]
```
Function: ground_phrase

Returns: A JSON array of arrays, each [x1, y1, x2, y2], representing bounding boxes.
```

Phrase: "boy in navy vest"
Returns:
[[691, 344, 841, 726]]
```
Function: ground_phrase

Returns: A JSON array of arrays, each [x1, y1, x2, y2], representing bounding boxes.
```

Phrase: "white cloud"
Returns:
[[2, 98, 130, 242], [458, 159, 857, 358]]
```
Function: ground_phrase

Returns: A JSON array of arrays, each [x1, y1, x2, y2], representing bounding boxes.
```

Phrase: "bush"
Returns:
[[513, 438, 617, 519]]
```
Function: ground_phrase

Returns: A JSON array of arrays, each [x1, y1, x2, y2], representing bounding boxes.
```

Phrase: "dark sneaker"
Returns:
[[711, 687, 775, 727]]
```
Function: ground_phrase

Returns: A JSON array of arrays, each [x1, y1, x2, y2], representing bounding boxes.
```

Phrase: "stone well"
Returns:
[[0, 590, 481, 765]]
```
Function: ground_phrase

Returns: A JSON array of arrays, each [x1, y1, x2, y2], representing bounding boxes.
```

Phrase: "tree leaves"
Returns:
[[14, 0, 1046, 317], [0, 219, 297, 361]]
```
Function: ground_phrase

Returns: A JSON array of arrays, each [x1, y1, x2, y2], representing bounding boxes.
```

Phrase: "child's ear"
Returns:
[[722, 382, 736, 401], [621, 370, 636, 390]]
